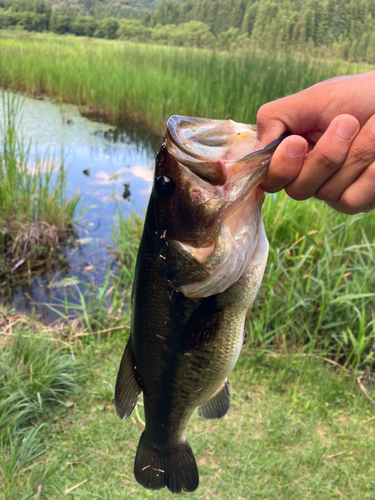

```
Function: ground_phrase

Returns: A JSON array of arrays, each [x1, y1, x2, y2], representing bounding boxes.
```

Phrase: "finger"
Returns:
[[327, 161, 375, 214], [260, 135, 307, 193], [316, 114, 375, 201], [284, 115, 360, 201], [257, 102, 290, 149], [257, 86, 335, 148]]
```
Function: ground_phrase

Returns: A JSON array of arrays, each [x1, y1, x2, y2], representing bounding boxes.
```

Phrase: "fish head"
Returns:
[[151, 115, 286, 298]]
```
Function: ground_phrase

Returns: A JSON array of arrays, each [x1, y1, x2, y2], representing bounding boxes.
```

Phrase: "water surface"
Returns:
[[0, 94, 161, 322]]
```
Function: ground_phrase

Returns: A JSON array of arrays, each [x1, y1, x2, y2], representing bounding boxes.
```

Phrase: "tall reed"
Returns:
[[0, 32, 370, 134], [250, 193, 375, 368]]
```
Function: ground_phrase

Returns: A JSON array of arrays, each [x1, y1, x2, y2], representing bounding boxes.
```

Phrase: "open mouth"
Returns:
[[166, 115, 287, 190]]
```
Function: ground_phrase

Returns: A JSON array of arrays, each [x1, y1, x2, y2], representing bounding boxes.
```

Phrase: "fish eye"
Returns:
[[155, 175, 175, 198]]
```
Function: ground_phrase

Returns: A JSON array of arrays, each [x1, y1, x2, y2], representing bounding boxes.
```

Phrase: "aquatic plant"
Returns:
[[0, 91, 82, 276]]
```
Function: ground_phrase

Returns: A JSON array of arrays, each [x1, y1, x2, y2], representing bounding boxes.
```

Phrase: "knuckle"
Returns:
[[257, 102, 278, 125], [314, 149, 343, 169], [339, 192, 363, 213], [285, 185, 308, 201], [349, 147, 375, 165], [257, 102, 273, 119], [315, 184, 340, 202]]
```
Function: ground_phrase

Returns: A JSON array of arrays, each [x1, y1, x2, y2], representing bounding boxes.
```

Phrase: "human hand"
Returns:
[[257, 71, 375, 214]]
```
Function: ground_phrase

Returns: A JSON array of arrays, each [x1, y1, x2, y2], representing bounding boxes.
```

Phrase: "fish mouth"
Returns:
[[166, 115, 288, 188]]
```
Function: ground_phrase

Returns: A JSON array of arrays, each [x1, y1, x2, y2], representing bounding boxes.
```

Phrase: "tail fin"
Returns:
[[134, 431, 199, 493]]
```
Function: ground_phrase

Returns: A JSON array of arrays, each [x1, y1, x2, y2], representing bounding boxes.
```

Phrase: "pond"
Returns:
[[0, 93, 161, 322]]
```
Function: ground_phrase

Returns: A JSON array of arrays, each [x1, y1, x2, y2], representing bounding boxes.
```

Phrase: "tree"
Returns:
[[231, 0, 245, 29], [314, 2, 328, 46], [71, 15, 97, 36], [366, 31, 375, 63], [118, 19, 152, 42], [100, 17, 119, 39], [241, 3, 258, 37], [50, 13, 71, 34], [252, 2, 279, 45]]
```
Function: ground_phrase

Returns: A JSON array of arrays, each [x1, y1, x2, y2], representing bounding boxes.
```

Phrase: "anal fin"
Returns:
[[115, 341, 142, 419], [197, 379, 229, 420]]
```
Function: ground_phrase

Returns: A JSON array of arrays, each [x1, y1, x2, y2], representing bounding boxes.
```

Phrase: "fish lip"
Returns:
[[166, 115, 289, 165]]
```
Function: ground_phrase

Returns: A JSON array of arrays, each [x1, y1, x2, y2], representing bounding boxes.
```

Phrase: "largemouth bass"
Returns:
[[115, 116, 287, 493]]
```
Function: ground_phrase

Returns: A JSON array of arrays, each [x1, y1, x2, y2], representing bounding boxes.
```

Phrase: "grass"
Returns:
[[0, 91, 82, 276], [255, 193, 375, 369], [0, 309, 85, 497], [0, 316, 374, 499], [0, 31, 372, 135]]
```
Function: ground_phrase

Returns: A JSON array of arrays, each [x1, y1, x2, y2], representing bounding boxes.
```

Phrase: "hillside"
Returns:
[[0, 0, 160, 19], [1, 0, 375, 63]]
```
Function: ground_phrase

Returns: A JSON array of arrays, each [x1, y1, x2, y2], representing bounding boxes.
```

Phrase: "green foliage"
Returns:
[[255, 193, 375, 369], [0, 8, 48, 30], [118, 19, 152, 41], [0, 317, 85, 495], [70, 15, 97, 37], [151, 20, 214, 47], [100, 17, 119, 39], [0, 328, 84, 439], [2, 335, 375, 498], [50, 12, 71, 34], [148, 0, 375, 61], [366, 30, 375, 62]]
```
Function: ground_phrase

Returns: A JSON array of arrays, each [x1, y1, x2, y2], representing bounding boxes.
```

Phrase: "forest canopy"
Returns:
[[1, 0, 375, 62]]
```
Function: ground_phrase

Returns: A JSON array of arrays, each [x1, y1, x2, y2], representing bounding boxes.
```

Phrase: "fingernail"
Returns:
[[336, 119, 358, 140], [286, 142, 305, 159]]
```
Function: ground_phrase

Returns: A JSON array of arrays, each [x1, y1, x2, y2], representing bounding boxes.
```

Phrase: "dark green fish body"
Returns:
[[115, 117, 287, 493]]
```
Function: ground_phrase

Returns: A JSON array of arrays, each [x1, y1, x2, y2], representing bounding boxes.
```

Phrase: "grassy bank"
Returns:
[[0, 32, 371, 135], [0, 92, 81, 276], [1, 311, 374, 499], [0, 309, 86, 498]]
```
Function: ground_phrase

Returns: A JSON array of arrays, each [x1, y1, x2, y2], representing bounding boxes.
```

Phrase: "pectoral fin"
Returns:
[[197, 379, 230, 420], [115, 341, 142, 419], [182, 295, 223, 352]]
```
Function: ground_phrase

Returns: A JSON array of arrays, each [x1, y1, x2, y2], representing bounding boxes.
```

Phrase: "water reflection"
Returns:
[[0, 93, 161, 322]]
